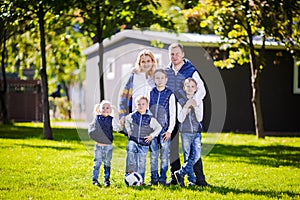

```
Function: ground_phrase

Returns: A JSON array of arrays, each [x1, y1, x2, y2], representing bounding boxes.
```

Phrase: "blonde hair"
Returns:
[[93, 100, 113, 117], [134, 95, 149, 106], [168, 43, 184, 53], [153, 68, 167, 78], [135, 49, 157, 79]]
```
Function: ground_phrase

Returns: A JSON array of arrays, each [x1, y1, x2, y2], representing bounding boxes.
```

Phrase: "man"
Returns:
[[164, 43, 210, 186]]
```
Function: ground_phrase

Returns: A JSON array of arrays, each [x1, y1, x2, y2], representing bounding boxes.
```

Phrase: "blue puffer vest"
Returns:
[[96, 115, 114, 144], [149, 87, 173, 131], [129, 110, 153, 146], [165, 59, 196, 100], [178, 97, 202, 133]]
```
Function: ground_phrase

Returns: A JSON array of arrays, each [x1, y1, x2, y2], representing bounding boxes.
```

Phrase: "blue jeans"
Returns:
[[126, 140, 149, 181], [92, 144, 113, 180], [179, 132, 201, 183], [150, 133, 170, 183]]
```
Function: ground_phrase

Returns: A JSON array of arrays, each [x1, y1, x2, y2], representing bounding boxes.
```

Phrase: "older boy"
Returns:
[[148, 69, 176, 186]]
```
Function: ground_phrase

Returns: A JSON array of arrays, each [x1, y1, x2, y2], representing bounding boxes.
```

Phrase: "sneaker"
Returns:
[[166, 177, 177, 186], [188, 181, 196, 187], [196, 180, 211, 187], [92, 179, 101, 187], [159, 180, 167, 186], [174, 170, 184, 187], [104, 179, 110, 187], [147, 181, 158, 186]]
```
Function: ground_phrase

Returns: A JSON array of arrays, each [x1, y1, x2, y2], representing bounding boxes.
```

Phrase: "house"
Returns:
[[82, 30, 300, 134]]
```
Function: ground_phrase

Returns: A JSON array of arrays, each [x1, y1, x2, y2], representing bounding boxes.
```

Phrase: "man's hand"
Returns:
[[144, 135, 153, 143], [163, 132, 171, 141]]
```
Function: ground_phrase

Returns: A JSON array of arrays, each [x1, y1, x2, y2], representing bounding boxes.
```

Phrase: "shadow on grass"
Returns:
[[206, 143, 300, 168], [122, 184, 299, 199], [18, 143, 75, 150], [203, 185, 299, 199], [0, 124, 82, 142], [1, 124, 299, 169], [0, 124, 128, 148]]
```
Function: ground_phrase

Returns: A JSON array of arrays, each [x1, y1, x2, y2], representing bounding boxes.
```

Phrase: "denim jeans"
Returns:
[[150, 133, 170, 183], [179, 132, 201, 183], [126, 140, 149, 181], [92, 144, 113, 180]]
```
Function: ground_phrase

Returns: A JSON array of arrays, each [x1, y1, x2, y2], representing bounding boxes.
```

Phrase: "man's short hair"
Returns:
[[168, 43, 184, 53]]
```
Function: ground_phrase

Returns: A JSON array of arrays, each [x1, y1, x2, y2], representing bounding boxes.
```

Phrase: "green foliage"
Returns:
[[0, 123, 300, 199], [156, 0, 195, 32], [1, 1, 92, 92], [182, 0, 300, 68], [76, 0, 175, 42]]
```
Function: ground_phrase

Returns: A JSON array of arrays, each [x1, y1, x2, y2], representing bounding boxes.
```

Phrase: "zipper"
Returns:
[[138, 114, 142, 143], [155, 92, 161, 118], [188, 112, 193, 133]]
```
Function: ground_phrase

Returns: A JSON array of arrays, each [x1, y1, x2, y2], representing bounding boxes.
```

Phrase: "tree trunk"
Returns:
[[96, 2, 105, 101], [0, 36, 9, 124], [251, 69, 265, 138], [98, 41, 105, 101], [38, 4, 53, 139], [245, 10, 265, 139], [249, 45, 265, 139]]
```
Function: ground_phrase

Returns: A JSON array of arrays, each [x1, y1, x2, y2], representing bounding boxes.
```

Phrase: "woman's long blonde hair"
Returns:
[[135, 49, 157, 79]]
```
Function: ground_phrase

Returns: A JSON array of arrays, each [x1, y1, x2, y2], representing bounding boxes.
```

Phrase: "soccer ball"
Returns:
[[125, 172, 143, 186]]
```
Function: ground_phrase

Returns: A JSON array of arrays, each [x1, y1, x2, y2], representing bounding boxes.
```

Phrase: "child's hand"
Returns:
[[111, 105, 118, 116], [132, 67, 140, 74], [127, 131, 131, 137], [120, 116, 125, 126], [144, 135, 153, 143], [163, 132, 171, 141], [187, 99, 197, 108]]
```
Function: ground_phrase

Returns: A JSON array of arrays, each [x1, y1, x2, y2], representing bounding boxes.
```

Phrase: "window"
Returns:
[[154, 53, 162, 68], [293, 57, 300, 94], [106, 57, 115, 80]]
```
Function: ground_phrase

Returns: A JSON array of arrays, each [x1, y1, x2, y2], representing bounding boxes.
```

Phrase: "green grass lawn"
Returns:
[[0, 123, 299, 199]]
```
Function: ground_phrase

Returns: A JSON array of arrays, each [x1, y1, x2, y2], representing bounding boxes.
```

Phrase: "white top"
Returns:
[[167, 93, 176, 133], [177, 100, 203, 123], [132, 72, 155, 111], [191, 71, 206, 102]]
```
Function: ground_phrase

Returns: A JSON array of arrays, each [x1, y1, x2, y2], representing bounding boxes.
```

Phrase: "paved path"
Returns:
[[51, 121, 89, 129]]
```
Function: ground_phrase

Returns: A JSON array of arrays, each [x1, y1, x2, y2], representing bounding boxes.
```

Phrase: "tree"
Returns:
[[75, 0, 175, 101], [0, 1, 14, 124], [183, 0, 300, 138], [14, 0, 72, 139]]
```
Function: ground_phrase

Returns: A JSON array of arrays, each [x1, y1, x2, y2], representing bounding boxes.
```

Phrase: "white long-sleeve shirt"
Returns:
[[166, 93, 176, 133], [177, 100, 203, 123]]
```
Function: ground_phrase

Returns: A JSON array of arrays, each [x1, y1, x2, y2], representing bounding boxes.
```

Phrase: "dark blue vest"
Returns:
[[149, 87, 173, 131], [129, 111, 153, 146], [165, 59, 196, 101], [93, 115, 114, 144]]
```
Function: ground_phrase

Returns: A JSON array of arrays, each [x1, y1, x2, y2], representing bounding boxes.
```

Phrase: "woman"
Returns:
[[119, 49, 157, 127]]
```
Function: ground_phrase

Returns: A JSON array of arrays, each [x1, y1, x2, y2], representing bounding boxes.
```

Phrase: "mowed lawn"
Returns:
[[0, 122, 299, 200]]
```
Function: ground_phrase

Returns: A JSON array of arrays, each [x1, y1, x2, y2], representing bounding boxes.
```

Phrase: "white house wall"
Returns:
[[85, 52, 100, 123]]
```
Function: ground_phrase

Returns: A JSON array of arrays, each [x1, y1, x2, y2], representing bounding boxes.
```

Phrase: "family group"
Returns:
[[88, 43, 210, 188]]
